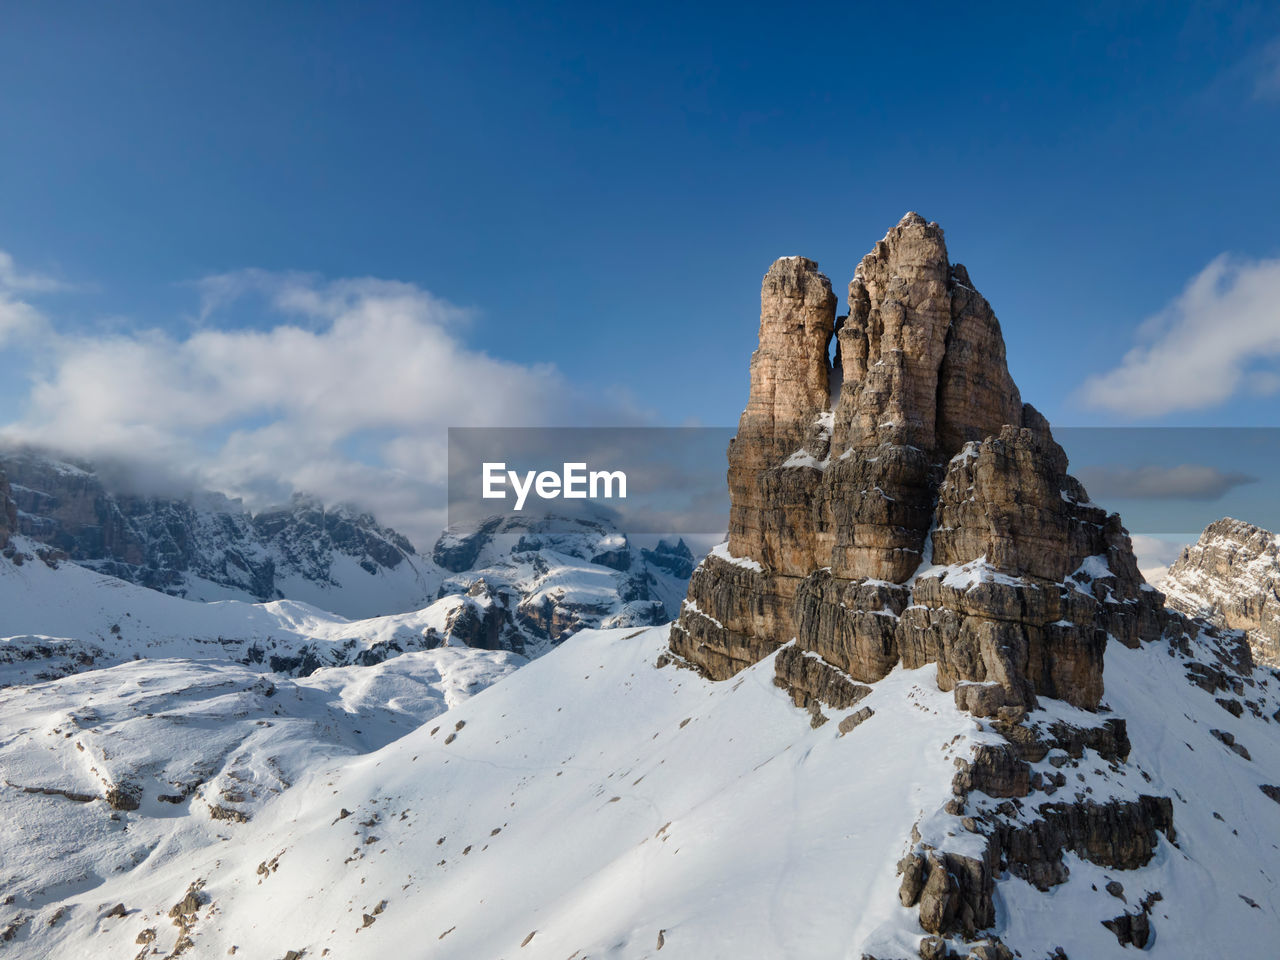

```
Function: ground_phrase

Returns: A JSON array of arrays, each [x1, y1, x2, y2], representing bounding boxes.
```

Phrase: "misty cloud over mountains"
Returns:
[[0, 261, 644, 547]]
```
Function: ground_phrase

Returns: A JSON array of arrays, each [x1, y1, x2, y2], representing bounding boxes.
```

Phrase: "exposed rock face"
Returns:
[[670, 213, 1166, 713], [667, 214, 1219, 958], [726, 256, 837, 572], [1163, 517, 1280, 666], [1, 448, 430, 616], [0, 466, 15, 551], [432, 516, 691, 654]]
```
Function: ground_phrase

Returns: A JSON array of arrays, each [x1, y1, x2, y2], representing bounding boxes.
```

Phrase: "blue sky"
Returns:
[[1, 1, 1279, 542]]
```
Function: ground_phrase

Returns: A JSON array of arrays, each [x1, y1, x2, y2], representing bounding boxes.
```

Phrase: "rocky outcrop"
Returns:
[[889, 703, 1184, 955], [670, 213, 1168, 714], [0, 448, 429, 614], [1163, 517, 1280, 666], [641, 539, 696, 579], [433, 516, 691, 653], [0, 466, 15, 551], [667, 214, 1206, 959]]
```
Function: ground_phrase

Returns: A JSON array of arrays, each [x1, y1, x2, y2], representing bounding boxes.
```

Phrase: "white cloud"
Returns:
[[0, 250, 64, 294], [1079, 255, 1280, 416], [0, 249, 56, 348], [1254, 36, 1280, 101], [1075, 464, 1257, 501], [1130, 533, 1192, 587], [1, 269, 632, 548], [0, 296, 44, 347]]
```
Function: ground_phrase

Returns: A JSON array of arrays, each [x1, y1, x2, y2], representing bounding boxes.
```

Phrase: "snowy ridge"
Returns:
[[0, 537, 518, 686], [2, 448, 442, 619], [5, 626, 989, 958], [1162, 518, 1280, 667], [5, 617, 1279, 958]]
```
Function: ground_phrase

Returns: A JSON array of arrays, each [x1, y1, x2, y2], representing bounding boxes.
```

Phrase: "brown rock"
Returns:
[[834, 213, 955, 452], [669, 552, 800, 680], [728, 256, 837, 567], [1102, 910, 1151, 949], [918, 853, 960, 935], [898, 853, 927, 906], [838, 706, 875, 735], [953, 744, 1032, 799], [1163, 517, 1280, 666], [671, 214, 1167, 715], [773, 646, 871, 712]]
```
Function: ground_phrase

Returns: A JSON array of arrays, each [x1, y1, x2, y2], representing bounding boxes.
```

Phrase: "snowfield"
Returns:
[[0, 537, 512, 687], [4, 534, 1280, 958], [4, 625, 985, 958], [4, 615, 1278, 958], [0, 648, 523, 934]]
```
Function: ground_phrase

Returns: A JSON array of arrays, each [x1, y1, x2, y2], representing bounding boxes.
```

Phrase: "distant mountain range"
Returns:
[[0, 447, 695, 656]]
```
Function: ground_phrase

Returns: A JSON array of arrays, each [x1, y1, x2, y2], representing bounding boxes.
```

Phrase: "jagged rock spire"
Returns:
[[667, 212, 1256, 960], [727, 257, 836, 567], [671, 213, 1167, 714]]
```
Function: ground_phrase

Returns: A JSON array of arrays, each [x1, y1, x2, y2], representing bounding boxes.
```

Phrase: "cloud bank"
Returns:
[[1079, 255, 1280, 417], [1075, 464, 1258, 501], [0, 261, 639, 548], [0, 253, 54, 348], [1253, 36, 1280, 101], [1130, 533, 1191, 587]]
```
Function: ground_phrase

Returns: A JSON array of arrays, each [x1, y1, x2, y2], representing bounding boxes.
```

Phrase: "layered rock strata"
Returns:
[[1163, 517, 1280, 666], [666, 214, 1228, 959], [0, 448, 421, 606], [670, 213, 1167, 715], [0, 467, 14, 551]]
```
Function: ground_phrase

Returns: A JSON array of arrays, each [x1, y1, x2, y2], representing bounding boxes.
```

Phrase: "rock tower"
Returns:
[[670, 213, 1166, 717]]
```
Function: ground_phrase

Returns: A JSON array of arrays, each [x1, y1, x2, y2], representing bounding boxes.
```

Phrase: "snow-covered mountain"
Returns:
[[5, 216, 1280, 959], [1, 448, 691, 652], [430, 516, 692, 653], [2, 447, 439, 619], [1163, 517, 1280, 667], [0, 518, 691, 686], [7, 618, 1280, 959], [0, 532, 525, 687]]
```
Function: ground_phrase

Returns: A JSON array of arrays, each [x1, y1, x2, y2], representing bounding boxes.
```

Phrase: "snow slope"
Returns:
[[0, 537, 514, 686], [2, 448, 443, 619], [3, 625, 980, 957], [8, 620, 1278, 958], [0, 647, 523, 945]]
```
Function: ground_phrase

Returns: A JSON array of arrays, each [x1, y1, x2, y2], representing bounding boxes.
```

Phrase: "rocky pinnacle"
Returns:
[[671, 212, 1170, 714]]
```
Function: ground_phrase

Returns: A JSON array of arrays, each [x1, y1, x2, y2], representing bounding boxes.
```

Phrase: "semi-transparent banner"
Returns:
[[447, 426, 1280, 537]]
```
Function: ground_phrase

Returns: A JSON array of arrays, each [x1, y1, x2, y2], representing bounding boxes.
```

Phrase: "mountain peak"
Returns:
[[666, 216, 1258, 953], [681, 217, 1162, 708], [1163, 516, 1280, 665]]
